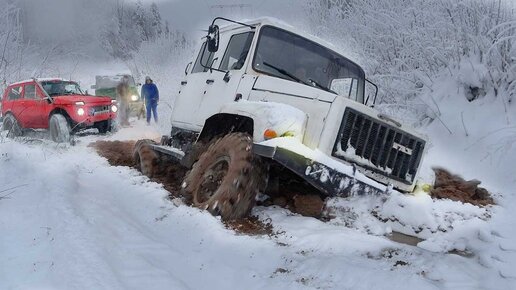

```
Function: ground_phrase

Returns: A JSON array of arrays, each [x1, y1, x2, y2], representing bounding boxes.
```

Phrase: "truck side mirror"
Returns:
[[184, 62, 192, 75], [207, 25, 219, 53], [365, 79, 378, 107]]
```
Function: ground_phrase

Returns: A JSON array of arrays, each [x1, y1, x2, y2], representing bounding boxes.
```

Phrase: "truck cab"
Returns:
[[171, 18, 427, 193], [92, 74, 145, 119]]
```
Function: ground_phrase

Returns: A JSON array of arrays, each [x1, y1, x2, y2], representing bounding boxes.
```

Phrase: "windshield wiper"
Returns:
[[308, 78, 338, 95], [262, 62, 312, 87], [263, 62, 337, 94]]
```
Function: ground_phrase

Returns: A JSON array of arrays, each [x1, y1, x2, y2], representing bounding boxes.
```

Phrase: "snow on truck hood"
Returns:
[[52, 95, 112, 105]]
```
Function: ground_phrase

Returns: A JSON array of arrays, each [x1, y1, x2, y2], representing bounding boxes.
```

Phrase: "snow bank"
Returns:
[[2, 122, 512, 289]]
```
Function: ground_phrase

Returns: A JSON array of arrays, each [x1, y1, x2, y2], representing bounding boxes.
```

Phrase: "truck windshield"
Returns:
[[253, 26, 365, 103], [41, 81, 85, 96]]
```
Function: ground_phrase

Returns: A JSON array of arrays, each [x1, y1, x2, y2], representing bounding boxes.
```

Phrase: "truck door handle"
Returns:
[[206, 79, 215, 84], [181, 81, 187, 85]]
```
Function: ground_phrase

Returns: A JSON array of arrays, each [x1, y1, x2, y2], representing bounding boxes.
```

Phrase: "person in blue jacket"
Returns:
[[141, 76, 159, 124]]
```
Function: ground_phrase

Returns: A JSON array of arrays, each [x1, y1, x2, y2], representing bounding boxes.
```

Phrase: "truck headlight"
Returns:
[[131, 95, 138, 101], [111, 105, 118, 113], [77, 108, 85, 116]]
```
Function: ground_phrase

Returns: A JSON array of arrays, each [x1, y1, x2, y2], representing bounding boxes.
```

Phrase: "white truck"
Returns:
[[134, 17, 427, 220]]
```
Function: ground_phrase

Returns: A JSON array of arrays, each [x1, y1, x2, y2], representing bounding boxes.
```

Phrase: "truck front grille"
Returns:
[[90, 105, 110, 116], [333, 108, 425, 185]]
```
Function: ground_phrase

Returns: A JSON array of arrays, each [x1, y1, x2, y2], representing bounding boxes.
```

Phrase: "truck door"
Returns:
[[171, 42, 215, 131], [7, 85, 26, 125], [21, 83, 46, 128], [197, 31, 255, 125]]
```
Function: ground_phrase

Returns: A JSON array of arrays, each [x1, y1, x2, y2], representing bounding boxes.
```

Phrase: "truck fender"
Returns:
[[217, 100, 307, 142]]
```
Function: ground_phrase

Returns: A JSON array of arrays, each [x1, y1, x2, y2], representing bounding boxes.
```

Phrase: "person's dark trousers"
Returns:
[[146, 99, 158, 123]]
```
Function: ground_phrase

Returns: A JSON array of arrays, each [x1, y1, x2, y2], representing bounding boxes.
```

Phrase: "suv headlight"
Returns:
[[77, 107, 85, 116], [111, 105, 118, 113], [131, 95, 138, 101]]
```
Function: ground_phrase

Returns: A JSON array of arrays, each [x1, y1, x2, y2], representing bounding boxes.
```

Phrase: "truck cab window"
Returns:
[[192, 42, 214, 74], [24, 84, 37, 99], [8, 86, 22, 100], [219, 32, 254, 71]]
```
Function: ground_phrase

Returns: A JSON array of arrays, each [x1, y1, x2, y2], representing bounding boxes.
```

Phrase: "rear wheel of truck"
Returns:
[[134, 139, 159, 178], [2, 114, 23, 138], [49, 114, 71, 143], [181, 133, 267, 220]]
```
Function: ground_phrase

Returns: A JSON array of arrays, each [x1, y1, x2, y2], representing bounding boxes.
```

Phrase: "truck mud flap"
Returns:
[[253, 144, 385, 197]]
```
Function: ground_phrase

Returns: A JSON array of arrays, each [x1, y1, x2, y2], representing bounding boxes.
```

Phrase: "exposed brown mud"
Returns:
[[89, 140, 137, 167], [90, 140, 186, 195], [91, 140, 277, 235], [224, 216, 274, 236], [431, 168, 495, 206]]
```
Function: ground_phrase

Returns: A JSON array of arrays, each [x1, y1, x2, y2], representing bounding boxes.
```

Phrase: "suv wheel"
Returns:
[[49, 114, 71, 143], [2, 114, 23, 138], [181, 133, 267, 220]]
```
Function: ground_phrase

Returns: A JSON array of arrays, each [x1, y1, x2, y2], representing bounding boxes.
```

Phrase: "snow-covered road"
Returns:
[[0, 122, 514, 290]]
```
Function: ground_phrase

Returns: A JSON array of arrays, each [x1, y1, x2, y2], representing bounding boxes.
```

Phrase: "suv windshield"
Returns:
[[41, 80, 85, 96], [253, 26, 366, 103]]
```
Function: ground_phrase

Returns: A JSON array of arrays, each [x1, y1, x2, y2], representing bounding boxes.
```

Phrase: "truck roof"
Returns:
[[9, 78, 67, 86], [215, 17, 355, 65]]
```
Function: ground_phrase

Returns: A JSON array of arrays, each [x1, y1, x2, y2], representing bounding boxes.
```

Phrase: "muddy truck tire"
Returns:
[[134, 139, 159, 178], [181, 133, 267, 220]]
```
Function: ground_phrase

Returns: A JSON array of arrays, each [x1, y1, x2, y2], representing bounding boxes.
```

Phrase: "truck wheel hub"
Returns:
[[198, 156, 230, 203]]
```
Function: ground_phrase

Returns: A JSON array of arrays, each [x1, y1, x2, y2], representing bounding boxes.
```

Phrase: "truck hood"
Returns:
[[52, 95, 112, 105]]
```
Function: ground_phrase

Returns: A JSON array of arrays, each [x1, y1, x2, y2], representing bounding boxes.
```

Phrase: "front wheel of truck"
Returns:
[[49, 114, 71, 143], [181, 133, 267, 220]]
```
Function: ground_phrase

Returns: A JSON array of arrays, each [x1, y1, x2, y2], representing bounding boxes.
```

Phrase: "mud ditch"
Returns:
[[430, 168, 495, 206], [90, 140, 186, 195], [90, 140, 137, 167], [90, 140, 494, 240], [90, 140, 273, 235]]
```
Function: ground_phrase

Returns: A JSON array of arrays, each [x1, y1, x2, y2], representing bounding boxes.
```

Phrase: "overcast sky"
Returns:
[[150, 0, 305, 38]]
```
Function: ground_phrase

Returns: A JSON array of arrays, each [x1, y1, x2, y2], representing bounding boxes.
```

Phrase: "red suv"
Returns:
[[1, 78, 117, 142]]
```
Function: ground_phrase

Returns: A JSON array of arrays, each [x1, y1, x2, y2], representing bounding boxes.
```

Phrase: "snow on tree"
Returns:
[[0, 1, 28, 90], [100, 1, 174, 60], [304, 0, 516, 125]]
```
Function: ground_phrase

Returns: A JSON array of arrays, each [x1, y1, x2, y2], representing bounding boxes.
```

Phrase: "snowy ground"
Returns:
[[1, 119, 515, 290]]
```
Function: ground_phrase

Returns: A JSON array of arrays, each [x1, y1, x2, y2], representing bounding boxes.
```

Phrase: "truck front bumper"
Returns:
[[253, 144, 386, 197], [72, 112, 116, 130]]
